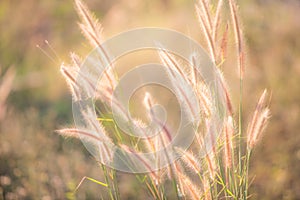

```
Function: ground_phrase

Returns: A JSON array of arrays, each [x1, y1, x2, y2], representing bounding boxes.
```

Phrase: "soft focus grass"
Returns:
[[0, 0, 299, 199]]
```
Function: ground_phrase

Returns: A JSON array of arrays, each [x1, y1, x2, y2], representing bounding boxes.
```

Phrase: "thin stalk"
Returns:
[[231, 141, 238, 197], [238, 77, 243, 198], [101, 164, 115, 200], [162, 147, 180, 199], [111, 169, 120, 200], [209, 180, 214, 200], [171, 175, 181, 200], [145, 179, 163, 200], [244, 149, 252, 199], [213, 178, 219, 199]]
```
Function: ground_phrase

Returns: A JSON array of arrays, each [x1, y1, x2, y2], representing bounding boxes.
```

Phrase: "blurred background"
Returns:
[[0, 0, 299, 199]]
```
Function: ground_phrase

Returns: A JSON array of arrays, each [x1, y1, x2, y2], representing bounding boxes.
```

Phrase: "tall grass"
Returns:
[[58, 0, 270, 199]]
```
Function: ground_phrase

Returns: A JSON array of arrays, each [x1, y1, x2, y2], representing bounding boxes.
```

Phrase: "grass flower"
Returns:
[[57, 0, 270, 199]]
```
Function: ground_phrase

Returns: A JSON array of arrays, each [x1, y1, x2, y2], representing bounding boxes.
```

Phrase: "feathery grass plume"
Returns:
[[151, 119, 174, 171], [131, 118, 163, 177], [75, 0, 117, 90], [60, 63, 78, 84], [120, 144, 158, 179], [104, 92, 130, 123], [77, 50, 116, 95], [132, 119, 151, 140], [148, 167, 165, 186], [57, 0, 270, 199], [0, 67, 15, 121], [75, 0, 113, 80], [224, 116, 234, 169], [75, 0, 103, 47], [175, 147, 202, 174], [177, 172, 202, 200], [248, 108, 270, 149], [83, 108, 114, 160], [198, 0, 213, 32], [69, 53, 115, 101], [194, 128, 206, 152], [205, 151, 217, 180], [189, 53, 200, 89], [202, 175, 212, 200], [89, 54, 117, 95], [158, 49, 198, 121], [143, 92, 172, 149], [212, 0, 224, 42], [195, 3, 216, 62], [196, 83, 212, 117], [203, 120, 218, 179], [247, 90, 270, 149], [57, 127, 113, 164], [57, 128, 105, 143], [158, 48, 191, 85], [70, 52, 82, 69], [61, 61, 100, 99], [226, 1, 247, 197], [83, 108, 111, 139], [60, 63, 81, 100], [143, 92, 172, 148], [219, 23, 229, 61], [141, 93, 162, 155], [228, 0, 245, 79], [217, 73, 233, 116]]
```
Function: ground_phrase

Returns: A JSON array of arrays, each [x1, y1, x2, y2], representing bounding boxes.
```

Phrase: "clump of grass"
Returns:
[[58, 0, 270, 199]]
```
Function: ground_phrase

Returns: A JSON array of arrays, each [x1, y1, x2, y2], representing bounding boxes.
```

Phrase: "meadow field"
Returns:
[[0, 0, 299, 199]]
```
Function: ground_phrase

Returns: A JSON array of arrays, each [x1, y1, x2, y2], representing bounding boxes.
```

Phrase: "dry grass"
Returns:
[[57, 0, 270, 199], [2, 0, 298, 199]]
